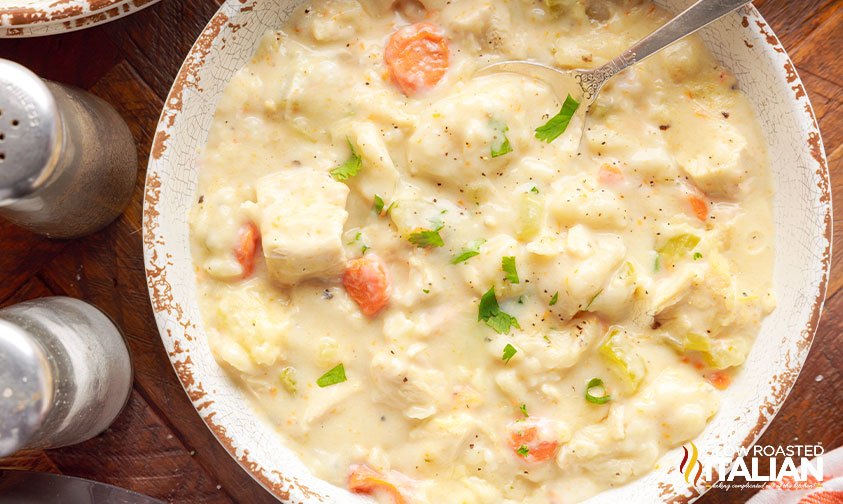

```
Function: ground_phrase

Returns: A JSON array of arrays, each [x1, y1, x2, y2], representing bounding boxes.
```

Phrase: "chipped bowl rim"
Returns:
[[0, 0, 160, 38], [143, 1, 832, 503]]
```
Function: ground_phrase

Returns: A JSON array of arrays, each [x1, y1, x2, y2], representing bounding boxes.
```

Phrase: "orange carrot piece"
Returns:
[[384, 22, 449, 95], [234, 222, 260, 278], [343, 255, 391, 316], [687, 194, 708, 221], [598, 164, 624, 184], [705, 370, 732, 390], [506, 417, 560, 464], [348, 464, 407, 504], [688, 194, 708, 222]]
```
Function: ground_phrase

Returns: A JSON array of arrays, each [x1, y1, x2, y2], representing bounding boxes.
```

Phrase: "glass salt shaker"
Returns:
[[0, 297, 133, 457], [0, 58, 137, 239]]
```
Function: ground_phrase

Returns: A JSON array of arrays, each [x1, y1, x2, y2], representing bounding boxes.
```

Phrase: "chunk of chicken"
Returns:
[[256, 167, 349, 284]]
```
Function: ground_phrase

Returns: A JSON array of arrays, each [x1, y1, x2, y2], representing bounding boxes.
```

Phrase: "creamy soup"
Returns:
[[189, 0, 775, 502]]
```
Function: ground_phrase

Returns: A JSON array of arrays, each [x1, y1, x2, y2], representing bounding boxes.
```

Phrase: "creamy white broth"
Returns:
[[189, 0, 775, 502]]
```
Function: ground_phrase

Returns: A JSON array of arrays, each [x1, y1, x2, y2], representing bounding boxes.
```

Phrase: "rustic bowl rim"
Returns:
[[142, 2, 832, 502], [0, 0, 160, 37]]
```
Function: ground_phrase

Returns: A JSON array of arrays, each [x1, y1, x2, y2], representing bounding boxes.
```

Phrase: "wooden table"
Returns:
[[0, 1, 840, 502]]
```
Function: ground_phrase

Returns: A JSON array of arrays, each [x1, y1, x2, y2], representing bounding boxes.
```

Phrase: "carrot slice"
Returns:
[[705, 370, 732, 390], [348, 464, 407, 504], [234, 222, 260, 278], [687, 194, 708, 221], [343, 255, 391, 316], [598, 164, 624, 184], [385, 22, 449, 95], [506, 417, 560, 464]]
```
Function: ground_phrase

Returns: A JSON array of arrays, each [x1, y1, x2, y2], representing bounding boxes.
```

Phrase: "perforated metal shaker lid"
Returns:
[[0, 319, 53, 458], [0, 59, 63, 202]]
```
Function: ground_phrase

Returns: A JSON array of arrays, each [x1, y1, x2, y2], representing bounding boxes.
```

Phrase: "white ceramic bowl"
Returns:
[[0, 0, 160, 37], [143, 1, 832, 502]]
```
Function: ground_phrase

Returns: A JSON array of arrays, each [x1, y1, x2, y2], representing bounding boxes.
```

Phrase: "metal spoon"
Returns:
[[480, 0, 752, 121]]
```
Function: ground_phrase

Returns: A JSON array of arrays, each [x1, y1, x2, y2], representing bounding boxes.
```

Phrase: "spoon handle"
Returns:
[[614, 0, 751, 72], [580, 0, 751, 100]]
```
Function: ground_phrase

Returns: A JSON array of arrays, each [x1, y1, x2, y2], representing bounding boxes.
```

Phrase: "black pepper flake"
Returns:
[[197, 195, 204, 204], [659, 125, 670, 131], [721, 111, 730, 118], [403, 377, 408, 383], [323, 289, 333, 299]]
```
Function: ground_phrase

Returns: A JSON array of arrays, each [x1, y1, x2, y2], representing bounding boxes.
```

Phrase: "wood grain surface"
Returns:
[[0, 1, 840, 503]]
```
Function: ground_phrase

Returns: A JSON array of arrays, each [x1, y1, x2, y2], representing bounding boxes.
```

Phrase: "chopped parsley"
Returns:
[[373, 194, 384, 214], [519, 403, 529, 417], [451, 239, 486, 264], [330, 138, 362, 181], [502, 256, 519, 284], [584, 289, 602, 311], [693, 252, 703, 260], [478, 287, 520, 334], [347, 232, 362, 245], [535, 94, 580, 143], [530, 186, 539, 194], [316, 363, 347, 388], [502, 343, 517, 364], [361, 245, 369, 254], [654, 255, 661, 272], [408, 225, 445, 248], [385, 201, 398, 214], [549, 292, 559, 306], [585, 377, 611, 404], [423, 289, 430, 294], [490, 119, 514, 158], [516, 445, 530, 457]]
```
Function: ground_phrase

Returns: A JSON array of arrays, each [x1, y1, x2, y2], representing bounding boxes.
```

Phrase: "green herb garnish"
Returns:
[[549, 292, 558, 306], [516, 445, 530, 457], [585, 377, 611, 404], [502, 343, 517, 364], [519, 403, 529, 417], [693, 252, 703, 260], [584, 289, 602, 311], [330, 138, 362, 181], [530, 186, 539, 194], [502, 256, 519, 284], [535, 94, 580, 143], [490, 119, 513, 158], [373, 194, 384, 214], [317, 363, 347, 387], [478, 287, 520, 334], [408, 226, 445, 248], [451, 239, 486, 264]]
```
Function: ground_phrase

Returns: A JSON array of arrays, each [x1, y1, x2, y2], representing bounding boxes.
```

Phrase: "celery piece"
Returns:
[[702, 338, 747, 370], [280, 366, 298, 395], [598, 328, 646, 392], [657, 233, 700, 265], [516, 192, 544, 240], [682, 332, 711, 353]]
